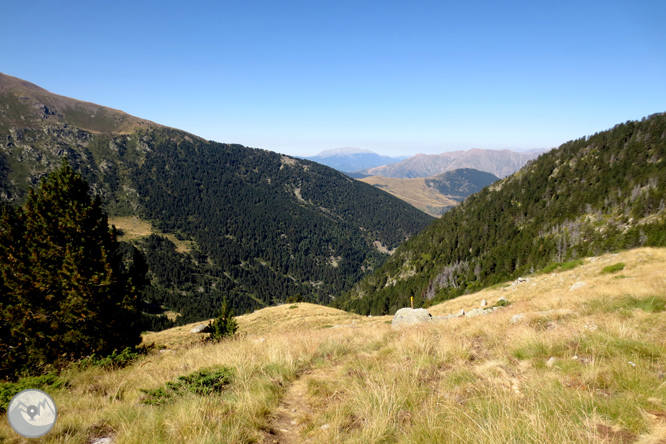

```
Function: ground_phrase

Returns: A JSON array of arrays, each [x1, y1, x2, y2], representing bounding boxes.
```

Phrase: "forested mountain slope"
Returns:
[[0, 73, 434, 324], [335, 113, 666, 315]]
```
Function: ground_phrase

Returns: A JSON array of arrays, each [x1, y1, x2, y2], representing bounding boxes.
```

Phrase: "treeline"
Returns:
[[335, 112, 666, 315]]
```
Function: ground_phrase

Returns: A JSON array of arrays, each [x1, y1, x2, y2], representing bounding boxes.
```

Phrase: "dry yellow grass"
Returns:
[[110, 216, 194, 253], [2, 247, 666, 443], [358, 176, 458, 216]]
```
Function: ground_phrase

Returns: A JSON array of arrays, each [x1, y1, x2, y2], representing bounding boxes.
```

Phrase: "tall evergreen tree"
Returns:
[[0, 159, 142, 379]]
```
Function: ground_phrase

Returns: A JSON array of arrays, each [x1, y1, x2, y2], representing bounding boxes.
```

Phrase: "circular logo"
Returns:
[[7, 389, 58, 438]]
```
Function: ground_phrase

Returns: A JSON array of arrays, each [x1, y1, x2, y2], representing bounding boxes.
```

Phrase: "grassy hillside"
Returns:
[[359, 168, 499, 216], [336, 113, 666, 315], [1, 248, 664, 443]]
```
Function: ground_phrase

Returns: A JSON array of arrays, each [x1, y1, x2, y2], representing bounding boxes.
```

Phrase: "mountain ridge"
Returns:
[[0, 72, 160, 135], [302, 149, 407, 173], [359, 147, 544, 179]]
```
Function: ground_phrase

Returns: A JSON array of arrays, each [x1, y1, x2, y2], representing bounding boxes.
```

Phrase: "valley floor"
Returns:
[[2, 248, 666, 443]]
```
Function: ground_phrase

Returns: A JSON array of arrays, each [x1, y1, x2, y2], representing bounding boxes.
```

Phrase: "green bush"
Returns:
[[140, 367, 233, 405], [285, 294, 304, 303]]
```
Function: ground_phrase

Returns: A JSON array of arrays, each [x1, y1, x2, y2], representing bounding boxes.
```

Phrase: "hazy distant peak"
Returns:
[[315, 147, 376, 157]]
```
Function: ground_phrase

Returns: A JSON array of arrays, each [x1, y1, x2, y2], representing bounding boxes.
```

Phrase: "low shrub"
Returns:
[[0, 372, 67, 413], [140, 367, 234, 405]]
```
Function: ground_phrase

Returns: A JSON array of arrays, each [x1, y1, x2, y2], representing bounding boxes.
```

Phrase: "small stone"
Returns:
[[456, 309, 465, 317], [628, 361, 636, 367], [546, 357, 556, 368], [320, 424, 331, 430], [497, 296, 508, 303], [480, 299, 487, 307], [291, 408, 297, 412], [291, 420, 297, 425], [90, 439, 114, 444], [572, 355, 578, 360]]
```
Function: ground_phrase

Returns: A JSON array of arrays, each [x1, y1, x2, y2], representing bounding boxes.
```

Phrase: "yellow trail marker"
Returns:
[[411, 296, 414, 309]]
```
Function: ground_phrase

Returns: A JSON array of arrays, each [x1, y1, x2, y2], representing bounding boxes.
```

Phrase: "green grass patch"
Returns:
[[289, 305, 299, 309], [511, 339, 570, 361], [601, 262, 626, 274], [585, 295, 666, 316], [140, 367, 233, 405], [539, 259, 585, 275], [321, 324, 334, 329], [76, 347, 143, 370]]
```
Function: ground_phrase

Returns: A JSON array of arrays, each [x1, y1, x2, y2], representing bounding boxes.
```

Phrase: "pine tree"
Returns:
[[206, 300, 238, 342], [0, 159, 142, 379]]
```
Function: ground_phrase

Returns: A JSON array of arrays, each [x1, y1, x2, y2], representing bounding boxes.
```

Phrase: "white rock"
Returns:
[[546, 357, 556, 368], [569, 281, 587, 291], [320, 424, 331, 430], [90, 439, 114, 444], [190, 324, 208, 333], [510, 313, 525, 323], [391, 308, 433, 329], [480, 299, 487, 307]]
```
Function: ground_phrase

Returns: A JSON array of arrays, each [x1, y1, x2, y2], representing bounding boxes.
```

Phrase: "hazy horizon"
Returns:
[[2, 1, 664, 158]]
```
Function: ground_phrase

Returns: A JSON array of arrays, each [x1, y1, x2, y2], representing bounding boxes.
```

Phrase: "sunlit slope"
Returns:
[[359, 168, 499, 216], [2, 248, 665, 443]]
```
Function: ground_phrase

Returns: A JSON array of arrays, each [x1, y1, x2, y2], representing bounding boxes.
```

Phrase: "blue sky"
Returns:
[[2, 0, 665, 157]]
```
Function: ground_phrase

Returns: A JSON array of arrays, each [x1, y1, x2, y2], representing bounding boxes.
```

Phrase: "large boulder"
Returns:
[[391, 308, 433, 329]]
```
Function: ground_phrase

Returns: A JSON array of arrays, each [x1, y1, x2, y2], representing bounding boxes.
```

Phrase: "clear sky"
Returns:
[[2, 0, 665, 157]]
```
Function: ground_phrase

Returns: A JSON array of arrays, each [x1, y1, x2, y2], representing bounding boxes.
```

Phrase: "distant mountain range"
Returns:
[[359, 169, 499, 217], [0, 72, 434, 324], [358, 148, 546, 179], [302, 148, 407, 173]]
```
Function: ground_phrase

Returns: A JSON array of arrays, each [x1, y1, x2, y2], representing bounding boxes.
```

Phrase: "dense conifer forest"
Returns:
[[335, 113, 666, 315], [0, 74, 434, 328]]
